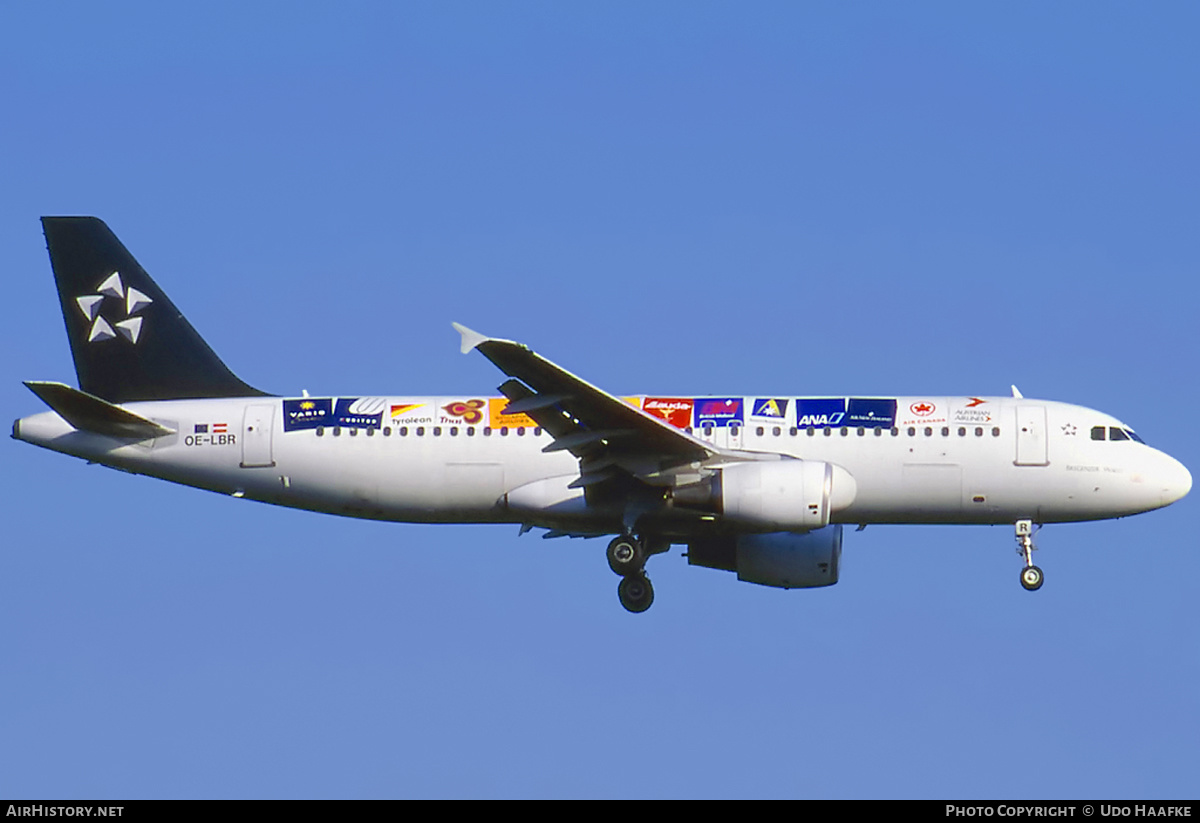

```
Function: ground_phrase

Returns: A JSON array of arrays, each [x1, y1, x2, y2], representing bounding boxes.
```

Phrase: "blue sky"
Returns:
[[2, 1, 1198, 799]]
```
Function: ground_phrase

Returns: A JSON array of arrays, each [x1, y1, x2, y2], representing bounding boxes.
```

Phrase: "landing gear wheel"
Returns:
[[618, 574, 654, 613], [1020, 565, 1044, 591], [607, 536, 644, 576]]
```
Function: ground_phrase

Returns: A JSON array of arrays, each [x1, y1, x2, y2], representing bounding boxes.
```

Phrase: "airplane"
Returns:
[[14, 217, 1192, 612]]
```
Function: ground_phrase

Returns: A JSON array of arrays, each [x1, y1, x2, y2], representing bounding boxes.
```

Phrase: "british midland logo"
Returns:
[[75, 271, 153, 344]]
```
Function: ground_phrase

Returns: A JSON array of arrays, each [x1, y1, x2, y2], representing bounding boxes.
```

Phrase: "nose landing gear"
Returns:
[[1015, 519, 1044, 591]]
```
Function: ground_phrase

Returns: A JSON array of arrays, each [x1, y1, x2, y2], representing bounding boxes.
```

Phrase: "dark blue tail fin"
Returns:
[[42, 217, 268, 402]]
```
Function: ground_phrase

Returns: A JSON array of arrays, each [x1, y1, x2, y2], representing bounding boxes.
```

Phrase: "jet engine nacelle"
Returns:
[[716, 460, 856, 531], [687, 526, 843, 589]]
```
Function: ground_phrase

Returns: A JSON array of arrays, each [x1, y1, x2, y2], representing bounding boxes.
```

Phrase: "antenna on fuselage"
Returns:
[[1011, 385, 1024, 399]]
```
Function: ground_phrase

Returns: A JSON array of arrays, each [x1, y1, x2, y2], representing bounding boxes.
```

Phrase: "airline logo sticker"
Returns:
[[440, 399, 486, 425], [186, 422, 235, 447], [74, 271, 153, 345], [751, 398, 789, 420], [643, 398, 693, 429], [695, 398, 743, 428], [390, 402, 435, 424], [335, 397, 385, 429], [283, 398, 333, 431], [898, 400, 947, 426], [846, 398, 897, 428], [489, 398, 537, 429], [951, 397, 993, 425], [796, 398, 846, 428]]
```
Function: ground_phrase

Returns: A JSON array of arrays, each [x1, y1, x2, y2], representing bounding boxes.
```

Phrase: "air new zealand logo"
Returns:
[[75, 272, 153, 344]]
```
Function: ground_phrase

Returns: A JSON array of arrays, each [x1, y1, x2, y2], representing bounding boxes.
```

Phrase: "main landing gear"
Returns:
[[607, 535, 664, 613], [1015, 519, 1044, 591]]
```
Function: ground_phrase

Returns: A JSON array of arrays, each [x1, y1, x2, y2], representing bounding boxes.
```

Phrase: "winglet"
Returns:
[[452, 322, 489, 354]]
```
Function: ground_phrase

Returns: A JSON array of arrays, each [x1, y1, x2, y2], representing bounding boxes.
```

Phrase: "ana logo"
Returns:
[[442, 399, 485, 424], [75, 271, 153, 344], [798, 412, 844, 427], [910, 402, 936, 417]]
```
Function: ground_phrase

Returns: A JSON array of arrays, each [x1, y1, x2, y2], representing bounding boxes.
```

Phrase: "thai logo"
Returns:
[[910, 402, 936, 417], [75, 271, 153, 344], [442, 399, 486, 424]]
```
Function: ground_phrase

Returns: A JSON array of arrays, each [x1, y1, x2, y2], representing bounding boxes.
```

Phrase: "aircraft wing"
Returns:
[[454, 324, 718, 488]]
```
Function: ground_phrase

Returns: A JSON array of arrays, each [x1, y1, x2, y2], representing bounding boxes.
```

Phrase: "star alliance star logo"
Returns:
[[1062, 424, 1077, 436], [75, 271, 152, 344]]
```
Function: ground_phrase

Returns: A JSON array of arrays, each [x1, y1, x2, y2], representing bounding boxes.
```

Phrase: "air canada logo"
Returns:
[[910, 402, 936, 417], [75, 271, 153, 344]]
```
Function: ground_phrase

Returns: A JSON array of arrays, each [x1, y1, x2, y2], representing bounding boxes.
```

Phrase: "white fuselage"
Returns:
[[13, 394, 1192, 534]]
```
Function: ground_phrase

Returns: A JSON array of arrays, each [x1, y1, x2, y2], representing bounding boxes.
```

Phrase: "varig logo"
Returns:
[[910, 402, 936, 417], [75, 271, 153, 344]]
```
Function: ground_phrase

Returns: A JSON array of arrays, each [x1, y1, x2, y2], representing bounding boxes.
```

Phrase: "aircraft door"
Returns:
[[727, 422, 743, 450], [241, 403, 276, 468], [1015, 406, 1048, 466]]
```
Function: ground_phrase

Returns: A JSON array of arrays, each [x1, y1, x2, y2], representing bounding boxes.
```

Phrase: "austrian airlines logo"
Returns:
[[75, 271, 153, 344]]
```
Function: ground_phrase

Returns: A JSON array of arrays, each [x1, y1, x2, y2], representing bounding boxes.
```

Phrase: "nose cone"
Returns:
[[1157, 452, 1192, 507]]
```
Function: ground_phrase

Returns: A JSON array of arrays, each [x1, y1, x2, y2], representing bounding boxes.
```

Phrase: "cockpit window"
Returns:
[[1108, 427, 1128, 442], [1125, 429, 1145, 444], [1091, 426, 1106, 441]]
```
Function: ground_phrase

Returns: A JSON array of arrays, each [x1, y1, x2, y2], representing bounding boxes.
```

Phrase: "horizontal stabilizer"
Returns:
[[24, 381, 175, 439]]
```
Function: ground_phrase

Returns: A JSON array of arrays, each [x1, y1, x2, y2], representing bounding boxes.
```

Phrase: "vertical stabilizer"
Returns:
[[41, 217, 268, 402]]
